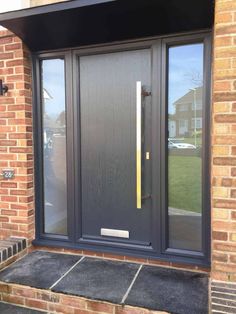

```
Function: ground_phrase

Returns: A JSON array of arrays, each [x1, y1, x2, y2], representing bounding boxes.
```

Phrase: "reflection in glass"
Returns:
[[168, 44, 203, 251], [41, 59, 67, 235]]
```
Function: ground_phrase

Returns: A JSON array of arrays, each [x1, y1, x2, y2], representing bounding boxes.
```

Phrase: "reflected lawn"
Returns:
[[168, 155, 201, 213]]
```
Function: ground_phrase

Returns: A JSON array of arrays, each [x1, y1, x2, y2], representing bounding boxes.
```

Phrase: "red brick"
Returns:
[[0, 52, 14, 59], [25, 299, 48, 310], [115, 307, 144, 314], [7, 74, 24, 82], [213, 157, 236, 166], [0, 283, 11, 293], [36, 291, 59, 303], [222, 178, 232, 186], [61, 295, 86, 309], [1, 210, 17, 216], [230, 256, 236, 263], [2, 294, 24, 305], [2, 223, 18, 230], [12, 287, 35, 299], [230, 189, 236, 198], [5, 43, 22, 51], [0, 140, 17, 146], [0, 37, 13, 44], [87, 301, 114, 313], [49, 303, 76, 314], [212, 231, 228, 241], [216, 24, 236, 35], [213, 242, 236, 253], [232, 211, 236, 220], [212, 252, 228, 263], [0, 68, 13, 75], [214, 199, 236, 209], [0, 188, 8, 194], [1, 196, 17, 202], [214, 263, 236, 273], [0, 97, 15, 104], [0, 182, 17, 188], [215, 114, 236, 122], [0, 217, 9, 222], [9, 147, 32, 153]]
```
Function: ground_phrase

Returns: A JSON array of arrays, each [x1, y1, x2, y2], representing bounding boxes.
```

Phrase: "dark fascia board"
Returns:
[[0, 0, 115, 21], [0, 0, 214, 52]]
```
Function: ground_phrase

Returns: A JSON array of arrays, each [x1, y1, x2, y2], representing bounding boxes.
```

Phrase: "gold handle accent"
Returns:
[[136, 81, 142, 209]]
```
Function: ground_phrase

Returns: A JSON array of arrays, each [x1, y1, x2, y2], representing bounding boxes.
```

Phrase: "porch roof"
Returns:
[[0, 0, 214, 52]]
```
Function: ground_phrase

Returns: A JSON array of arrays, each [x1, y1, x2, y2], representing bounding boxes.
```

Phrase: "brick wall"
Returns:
[[212, 0, 236, 283], [0, 30, 34, 242]]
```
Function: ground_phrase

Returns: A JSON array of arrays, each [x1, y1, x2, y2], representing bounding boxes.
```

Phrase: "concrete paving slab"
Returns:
[[52, 257, 139, 304], [0, 251, 81, 289]]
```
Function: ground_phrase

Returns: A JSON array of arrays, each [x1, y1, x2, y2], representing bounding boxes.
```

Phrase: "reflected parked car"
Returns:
[[168, 139, 196, 149]]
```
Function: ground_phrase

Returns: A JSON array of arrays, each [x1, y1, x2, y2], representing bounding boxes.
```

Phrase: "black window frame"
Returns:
[[32, 31, 212, 267], [161, 34, 212, 263]]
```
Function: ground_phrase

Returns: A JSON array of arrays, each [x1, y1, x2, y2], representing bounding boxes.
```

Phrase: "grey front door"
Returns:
[[79, 49, 152, 247]]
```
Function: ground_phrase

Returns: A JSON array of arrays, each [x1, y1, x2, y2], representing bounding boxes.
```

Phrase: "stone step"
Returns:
[[0, 282, 166, 314], [0, 250, 209, 314]]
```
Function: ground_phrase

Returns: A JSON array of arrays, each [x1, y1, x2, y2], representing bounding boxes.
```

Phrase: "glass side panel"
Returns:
[[168, 43, 204, 251], [41, 58, 67, 235]]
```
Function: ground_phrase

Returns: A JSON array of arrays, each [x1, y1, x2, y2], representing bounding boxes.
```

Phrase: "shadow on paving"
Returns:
[[0, 302, 44, 314]]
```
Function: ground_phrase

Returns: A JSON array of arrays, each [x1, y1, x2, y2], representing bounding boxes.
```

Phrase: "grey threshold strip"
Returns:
[[49, 256, 85, 290], [121, 264, 143, 304]]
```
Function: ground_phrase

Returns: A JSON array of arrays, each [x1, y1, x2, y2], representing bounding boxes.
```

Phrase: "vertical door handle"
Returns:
[[136, 81, 142, 209]]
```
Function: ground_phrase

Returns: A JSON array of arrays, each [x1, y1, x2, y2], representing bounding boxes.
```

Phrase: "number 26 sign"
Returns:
[[1, 169, 15, 179]]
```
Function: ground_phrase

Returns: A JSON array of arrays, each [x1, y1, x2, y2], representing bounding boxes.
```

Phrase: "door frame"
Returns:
[[32, 30, 211, 267], [72, 41, 161, 255]]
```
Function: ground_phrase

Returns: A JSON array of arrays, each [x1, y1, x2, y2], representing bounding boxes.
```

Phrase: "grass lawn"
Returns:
[[168, 155, 202, 213]]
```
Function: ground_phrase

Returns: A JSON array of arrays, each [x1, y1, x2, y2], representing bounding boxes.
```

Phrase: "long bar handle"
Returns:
[[136, 81, 142, 209]]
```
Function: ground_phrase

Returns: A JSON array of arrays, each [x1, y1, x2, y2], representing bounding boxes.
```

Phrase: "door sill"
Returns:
[[80, 235, 152, 248], [32, 238, 210, 269]]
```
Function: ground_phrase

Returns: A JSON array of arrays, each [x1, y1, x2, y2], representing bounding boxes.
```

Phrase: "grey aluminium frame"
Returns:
[[32, 30, 211, 267], [160, 33, 212, 263], [33, 51, 75, 243]]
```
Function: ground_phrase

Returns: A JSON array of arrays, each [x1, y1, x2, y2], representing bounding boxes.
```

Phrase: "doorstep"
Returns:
[[0, 251, 209, 314]]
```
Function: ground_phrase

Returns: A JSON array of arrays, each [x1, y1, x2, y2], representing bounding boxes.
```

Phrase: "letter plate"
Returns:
[[101, 228, 129, 239]]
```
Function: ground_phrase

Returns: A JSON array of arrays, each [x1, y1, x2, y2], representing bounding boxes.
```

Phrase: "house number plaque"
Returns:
[[1, 169, 15, 179]]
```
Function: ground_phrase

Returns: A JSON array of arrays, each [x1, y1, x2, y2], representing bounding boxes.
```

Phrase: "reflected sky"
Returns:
[[42, 59, 65, 117], [41, 46, 203, 117], [168, 44, 203, 113]]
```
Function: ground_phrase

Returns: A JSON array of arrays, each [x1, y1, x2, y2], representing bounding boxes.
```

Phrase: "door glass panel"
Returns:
[[167, 43, 204, 251], [41, 59, 67, 235]]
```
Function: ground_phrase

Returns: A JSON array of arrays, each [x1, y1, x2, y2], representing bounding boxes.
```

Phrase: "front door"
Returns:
[[38, 34, 210, 264], [78, 49, 152, 247]]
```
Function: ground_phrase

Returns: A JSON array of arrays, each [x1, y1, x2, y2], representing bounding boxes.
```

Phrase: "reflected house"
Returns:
[[171, 86, 203, 138]]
